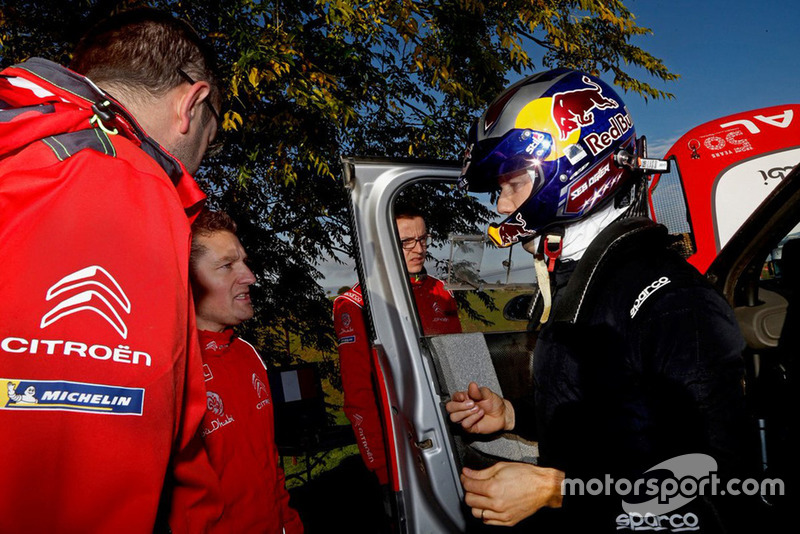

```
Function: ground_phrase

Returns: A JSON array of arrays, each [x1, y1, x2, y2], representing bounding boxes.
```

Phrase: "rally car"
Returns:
[[338, 104, 799, 532]]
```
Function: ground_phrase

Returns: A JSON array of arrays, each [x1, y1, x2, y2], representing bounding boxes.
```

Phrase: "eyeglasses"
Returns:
[[176, 68, 224, 158], [400, 234, 431, 250], [176, 68, 221, 123]]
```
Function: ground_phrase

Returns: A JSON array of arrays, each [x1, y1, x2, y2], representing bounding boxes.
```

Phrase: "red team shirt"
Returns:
[[334, 274, 462, 484], [0, 59, 221, 532], [198, 329, 303, 534]]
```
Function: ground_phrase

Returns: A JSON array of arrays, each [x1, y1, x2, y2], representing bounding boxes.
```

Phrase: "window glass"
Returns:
[[394, 181, 537, 336], [761, 221, 800, 283]]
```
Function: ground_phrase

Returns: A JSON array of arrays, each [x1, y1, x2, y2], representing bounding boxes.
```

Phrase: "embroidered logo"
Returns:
[[630, 277, 671, 318], [341, 312, 353, 331], [206, 391, 225, 416], [202, 364, 213, 382], [253, 374, 271, 409], [252, 374, 268, 399], [203, 390, 234, 436]]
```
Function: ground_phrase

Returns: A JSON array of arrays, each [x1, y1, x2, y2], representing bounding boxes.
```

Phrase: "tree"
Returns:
[[0, 0, 676, 378]]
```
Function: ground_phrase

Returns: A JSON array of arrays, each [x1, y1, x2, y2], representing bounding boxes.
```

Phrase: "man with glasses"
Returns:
[[333, 206, 462, 493], [0, 8, 223, 533]]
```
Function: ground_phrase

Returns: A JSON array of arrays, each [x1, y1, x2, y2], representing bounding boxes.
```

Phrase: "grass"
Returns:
[[282, 444, 360, 490]]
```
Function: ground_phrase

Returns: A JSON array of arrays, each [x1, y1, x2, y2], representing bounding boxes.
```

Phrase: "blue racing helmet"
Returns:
[[459, 68, 638, 247]]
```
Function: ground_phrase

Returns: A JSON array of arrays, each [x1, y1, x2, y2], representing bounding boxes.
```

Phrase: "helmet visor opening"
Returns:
[[461, 129, 554, 193]]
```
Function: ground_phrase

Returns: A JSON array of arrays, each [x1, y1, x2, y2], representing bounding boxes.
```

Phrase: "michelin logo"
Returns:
[[338, 335, 356, 345], [7, 382, 38, 404], [1, 378, 144, 415]]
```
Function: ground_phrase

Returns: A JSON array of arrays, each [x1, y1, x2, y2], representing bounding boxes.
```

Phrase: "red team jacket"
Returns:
[[0, 59, 220, 532], [333, 274, 462, 484], [198, 329, 303, 534]]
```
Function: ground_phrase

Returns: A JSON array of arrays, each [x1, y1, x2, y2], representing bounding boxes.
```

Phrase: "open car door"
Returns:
[[340, 158, 543, 533]]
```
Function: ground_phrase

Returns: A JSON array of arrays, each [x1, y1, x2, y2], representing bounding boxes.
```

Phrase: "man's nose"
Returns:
[[239, 265, 256, 284], [497, 194, 515, 215]]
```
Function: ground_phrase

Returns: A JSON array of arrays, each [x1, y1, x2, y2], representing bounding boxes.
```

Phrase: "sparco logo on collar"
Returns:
[[630, 277, 671, 318], [40, 266, 131, 339]]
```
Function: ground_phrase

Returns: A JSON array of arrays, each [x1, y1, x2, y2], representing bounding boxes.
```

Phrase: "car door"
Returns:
[[341, 157, 542, 533]]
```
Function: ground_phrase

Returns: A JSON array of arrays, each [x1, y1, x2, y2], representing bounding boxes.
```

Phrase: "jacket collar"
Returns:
[[409, 268, 428, 286], [2, 58, 206, 219], [198, 329, 237, 353]]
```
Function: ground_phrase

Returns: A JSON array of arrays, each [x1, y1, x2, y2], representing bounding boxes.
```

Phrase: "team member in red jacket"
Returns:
[[334, 207, 463, 485], [190, 209, 303, 534], [0, 9, 222, 533]]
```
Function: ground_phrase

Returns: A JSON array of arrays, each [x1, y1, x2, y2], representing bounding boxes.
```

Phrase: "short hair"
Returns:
[[394, 203, 426, 221], [190, 209, 238, 269], [70, 8, 220, 112]]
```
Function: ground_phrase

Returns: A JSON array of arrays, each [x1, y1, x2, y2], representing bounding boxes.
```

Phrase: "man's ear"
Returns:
[[178, 81, 212, 135]]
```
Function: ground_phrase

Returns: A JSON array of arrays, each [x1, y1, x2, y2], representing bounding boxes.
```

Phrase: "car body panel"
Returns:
[[655, 104, 800, 273]]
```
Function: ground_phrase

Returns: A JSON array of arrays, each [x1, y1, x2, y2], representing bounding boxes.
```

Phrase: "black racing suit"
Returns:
[[511, 218, 759, 533]]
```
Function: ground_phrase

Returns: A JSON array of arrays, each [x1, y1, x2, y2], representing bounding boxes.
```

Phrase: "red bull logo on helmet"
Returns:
[[488, 212, 533, 247], [551, 75, 619, 141]]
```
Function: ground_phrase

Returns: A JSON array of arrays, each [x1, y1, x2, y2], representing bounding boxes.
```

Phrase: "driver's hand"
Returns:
[[445, 382, 514, 434], [461, 462, 564, 526]]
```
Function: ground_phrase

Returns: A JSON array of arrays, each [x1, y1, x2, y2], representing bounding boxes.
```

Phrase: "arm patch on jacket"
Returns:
[[337, 335, 357, 345]]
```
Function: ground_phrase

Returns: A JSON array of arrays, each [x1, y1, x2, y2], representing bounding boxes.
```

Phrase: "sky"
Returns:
[[616, 0, 800, 157], [320, 0, 800, 292]]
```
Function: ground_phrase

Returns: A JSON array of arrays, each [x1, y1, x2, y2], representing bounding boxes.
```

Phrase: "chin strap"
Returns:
[[533, 256, 552, 324], [526, 228, 564, 325]]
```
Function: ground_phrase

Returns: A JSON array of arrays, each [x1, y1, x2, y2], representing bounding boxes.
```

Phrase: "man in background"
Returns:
[[0, 8, 222, 532], [334, 206, 462, 487], [190, 209, 303, 533]]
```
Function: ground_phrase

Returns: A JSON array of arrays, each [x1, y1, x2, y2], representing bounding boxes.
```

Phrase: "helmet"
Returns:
[[459, 68, 638, 247]]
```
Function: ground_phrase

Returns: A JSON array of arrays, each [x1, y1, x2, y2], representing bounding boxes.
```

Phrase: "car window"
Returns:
[[392, 179, 541, 475], [761, 221, 800, 285], [394, 181, 538, 336]]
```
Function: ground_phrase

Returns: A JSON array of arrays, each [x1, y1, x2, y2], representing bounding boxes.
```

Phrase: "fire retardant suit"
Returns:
[[198, 329, 303, 534], [0, 58, 220, 532], [334, 274, 462, 483], [509, 219, 757, 532]]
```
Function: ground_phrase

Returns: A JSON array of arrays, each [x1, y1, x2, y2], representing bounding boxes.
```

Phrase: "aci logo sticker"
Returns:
[[40, 266, 131, 339], [1, 378, 144, 415]]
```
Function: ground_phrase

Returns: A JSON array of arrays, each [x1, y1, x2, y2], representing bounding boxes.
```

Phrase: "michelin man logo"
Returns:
[[7, 382, 38, 404]]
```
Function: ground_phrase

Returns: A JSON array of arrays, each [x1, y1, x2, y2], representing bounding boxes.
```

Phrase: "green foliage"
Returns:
[[0, 0, 676, 380]]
